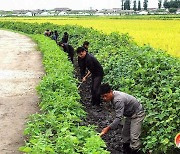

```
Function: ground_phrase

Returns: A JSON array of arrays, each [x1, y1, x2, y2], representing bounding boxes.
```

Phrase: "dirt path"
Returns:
[[0, 30, 44, 154]]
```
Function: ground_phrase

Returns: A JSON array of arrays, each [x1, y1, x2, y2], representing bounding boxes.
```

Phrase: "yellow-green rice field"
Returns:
[[1, 17, 179, 57]]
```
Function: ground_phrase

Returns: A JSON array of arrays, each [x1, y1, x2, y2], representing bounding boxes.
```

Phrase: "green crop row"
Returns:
[[0, 21, 180, 153], [21, 35, 108, 153]]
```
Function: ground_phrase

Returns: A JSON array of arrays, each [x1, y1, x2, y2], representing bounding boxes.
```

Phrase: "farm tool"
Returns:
[[78, 81, 84, 89]]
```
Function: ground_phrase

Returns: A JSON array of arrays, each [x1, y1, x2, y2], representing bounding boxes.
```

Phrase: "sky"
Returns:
[[0, 0, 160, 11]]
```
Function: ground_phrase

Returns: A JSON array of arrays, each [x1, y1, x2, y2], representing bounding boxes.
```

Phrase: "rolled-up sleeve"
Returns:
[[109, 100, 124, 129]]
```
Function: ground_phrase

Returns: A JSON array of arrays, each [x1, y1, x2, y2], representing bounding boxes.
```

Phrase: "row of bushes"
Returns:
[[19, 35, 109, 153], [0, 21, 179, 153]]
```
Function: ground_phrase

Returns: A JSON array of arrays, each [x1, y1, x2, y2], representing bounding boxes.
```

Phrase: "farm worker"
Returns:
[[62, 32, 69, 44], [99, 83, 145, 154], [82, 41, 89, 51], [78, 41, 90, 78], [44, 29, 51, 37], [58, 42, 74, 64], [50, 31, 54, 40], [51, 30, 59, 43], [76, 47, 104, 111], [54, 30, 59, 43]]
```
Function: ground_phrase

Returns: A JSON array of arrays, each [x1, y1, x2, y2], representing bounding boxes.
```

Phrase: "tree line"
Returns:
[[121, 0, 180, 11], [121, 0, 147, 11], [163, 0, 180, 8]]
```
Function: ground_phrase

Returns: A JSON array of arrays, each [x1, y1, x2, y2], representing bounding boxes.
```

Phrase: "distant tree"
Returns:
[[170, 0, 180, 8], [133, 0, 137, 11], [122, 0, 124, 10], [169, 7, 177, 13], [163, 0, 180, 13], [124, 0, 131, 10], [138, 0, 141, 10], [158, 0, 162, 9], [164, 0, 180, 8], [163, 0, 169, 8], [124, 0, 126, 10], [127, 0, 131, 10], [143, 0, 148, 10]]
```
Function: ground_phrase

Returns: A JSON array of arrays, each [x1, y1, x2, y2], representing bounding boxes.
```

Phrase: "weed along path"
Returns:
[[0, 30, 44, 153]]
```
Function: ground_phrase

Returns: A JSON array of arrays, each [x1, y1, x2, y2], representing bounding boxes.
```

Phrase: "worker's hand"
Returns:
[[100, 126, 110, 137], [82, 76, 87, 82], [82, 71, 91, 82]]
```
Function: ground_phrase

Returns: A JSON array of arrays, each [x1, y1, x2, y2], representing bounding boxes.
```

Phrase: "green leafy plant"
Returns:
[[0, 21, 179, 153]]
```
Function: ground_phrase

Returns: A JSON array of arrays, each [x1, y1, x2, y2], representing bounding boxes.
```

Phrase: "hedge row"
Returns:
[[21, 35, 109, 153]]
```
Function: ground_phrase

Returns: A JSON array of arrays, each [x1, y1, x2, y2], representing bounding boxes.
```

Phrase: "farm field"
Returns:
[[0, 16, 180, 57], [0, 21, 180, 153]]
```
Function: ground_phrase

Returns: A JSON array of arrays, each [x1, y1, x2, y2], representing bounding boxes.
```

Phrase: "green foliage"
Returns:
[[96, 46, 180, 154], [25, 35, 108, 153], [143, 0, 148, 10], [96, 44, 180, 153], [0, 21, 179, 153], [169, 8, 178, 13], [164, 0, 180, 9], [124, 0, 131, 10], [158, 0, 162, 9], [138, 0, 141, 11]]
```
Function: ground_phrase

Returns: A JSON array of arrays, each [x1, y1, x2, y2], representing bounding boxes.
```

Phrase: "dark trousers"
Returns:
[[68, 54, 74, 64], [91, 76, 103, 106], [78, 57, 86, 77]]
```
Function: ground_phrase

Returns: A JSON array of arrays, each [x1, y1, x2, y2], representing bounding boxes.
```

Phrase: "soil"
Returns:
[[74, 58, 123, 154], [0, 30, 44, 154]]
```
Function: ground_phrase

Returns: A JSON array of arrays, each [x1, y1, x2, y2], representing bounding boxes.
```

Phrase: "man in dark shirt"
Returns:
[[82, 41, 89, 51], [76, 47, 104, 108], [51, 30, 59, 43], [58, 42, 74, 64], [62, 32, 69, 43], [78, 41, 90, 77], [54, 30, 59, 43], [99, 83, 145, 154]]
